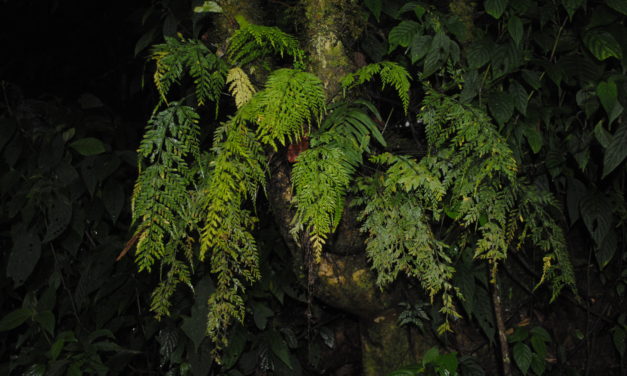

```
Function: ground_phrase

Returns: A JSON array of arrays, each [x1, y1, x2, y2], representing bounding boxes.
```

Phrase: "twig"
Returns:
[[490, 272, 512, 376]]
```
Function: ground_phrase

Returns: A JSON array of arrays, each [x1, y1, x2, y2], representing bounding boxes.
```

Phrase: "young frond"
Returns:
[[341, 61, 411, 113], [226, 67, 256, 108], [152, 37, 228, 106], [228, 22, 305, 68], [239, 68, 325, 149]]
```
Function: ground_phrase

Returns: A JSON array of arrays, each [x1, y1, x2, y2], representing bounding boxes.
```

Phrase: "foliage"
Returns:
[[508, 326, 553, 376]]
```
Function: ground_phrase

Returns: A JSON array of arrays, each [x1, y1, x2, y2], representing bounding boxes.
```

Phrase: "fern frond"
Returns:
[[152, 37, 228, 106], [228, 22, 305, 68], [341, 61, 411, 113], [239, 68, 325, 149], [291, 101, 385, 259], [226, 67, 256, 108]]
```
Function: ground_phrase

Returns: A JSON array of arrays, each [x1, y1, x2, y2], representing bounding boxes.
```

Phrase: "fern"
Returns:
[[291, 101, 385, 260], [152, 36, 228, 106], [341, 61, 412, 113], [199, 118, 266, 351], [226, 67, 256, 108], [227, 20, 304, 68], [239, 68, 325, 149]]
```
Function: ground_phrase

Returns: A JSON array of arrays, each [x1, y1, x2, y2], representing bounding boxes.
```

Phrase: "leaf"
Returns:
[[521, 69, 542, 90], [583, 29, 623, 61], [422, 49, 444, 78], [530, 353, 546, 376], [193, 1, 223, 13], [596, 229, 617, 269], [596, 80, 623, 125], [0, 308, 32, 331], [612, 326, 625, 357], [388, 21, 421, 52], [603, 120, 627, 177], [513, 342, 532, 375], [436, 352, 459, 372], [488, 91, 515, 125], [181, 278, 214, 352], [222, 326, 247, 369], [8, 227, 42, 286], [522, 124, 543, 154], [485, 0, 509, 19], [509, 80, 528, 115], [268, 330, 293, 369], [410, 35, 432, 64], [580, 193, 612, 245], [34, 311, 55, 335], [43, 196, 73, 242], [252, 301, 274, 330], [365, 0, 382, 21], [594, 121, 612, 148], [70, 138, 106, 156], [507, 16, 523, 46], [606, 0, 627, 15], [135, 27, 157, 56], [102, 180, 124, 223], [566, 177, 586, 225], [530, 335, 547, 358], [562, 0, 584, 18], [467, 39, 492, 69]]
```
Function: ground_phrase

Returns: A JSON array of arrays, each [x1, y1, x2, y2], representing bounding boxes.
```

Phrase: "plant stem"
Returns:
[[491, 272, 512, 376]]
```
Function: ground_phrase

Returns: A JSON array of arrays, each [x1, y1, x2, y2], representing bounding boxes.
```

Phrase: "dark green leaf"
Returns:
[[134, 27, 157, 56], [594, 121, 612, 148], [521, 69, 542, 89], [388, 21, 421, 52], [436, 352, 459, 372], [422, 347, 440, 364], [530, 335, 547, 358], [596, 229, 617, 269], [410, 35, 432, 64], [612, 326, 625, 357], [580, 193, 612, 245], [508, 16, 523, 46], [562, 0, 584, 18], [485, 0, 508, 19], [422, 49, 444, 78], [70, 138, 106, 156], [522, 124, 543, 153], [252, 301, 274, 330], [606, 0, 627, 15], [508, 327, 529, 343], [583, 29, 623, 61], [596, 80, 623, 124], [566, 177, 587, 225], [530, 353, 546, 376], [43, 196, 73, 242], [603, 120, 627, 177], [102, 180, 124, 223], [365, 0, 382, 21], [268, 330, 293, 369], [488, 91, 515, 125], [23, 364, 45, 376], [513, 342, 532, 375], [34, 311, 55, 335], [222, 326, 247, 369], [467, 40, 492, 69], [509, 80, 528, 115], [0, 308, 32, 331], [8, 227, 42, 286]]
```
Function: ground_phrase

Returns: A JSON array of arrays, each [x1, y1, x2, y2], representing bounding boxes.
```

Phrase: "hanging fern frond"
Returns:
[[341, 61, 412, 113], [226, 67, 256, 108], [239, 68, 325, 149], [291, 101, 385, 260], [152, 36, 228, 106], [228, 21, 305, 67], [199, 118, 266, 351], [132, 103, 202, 273]]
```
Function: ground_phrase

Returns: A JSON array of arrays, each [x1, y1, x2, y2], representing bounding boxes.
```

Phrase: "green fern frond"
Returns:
[[239, 68, 325, 149], [291, 101, 385, 260], [132, 103, 202, 273], [152, 36, 228, 106], [228, 22, 305, 67], [341, 61, 411, 113], [226, 67, 256, 108]]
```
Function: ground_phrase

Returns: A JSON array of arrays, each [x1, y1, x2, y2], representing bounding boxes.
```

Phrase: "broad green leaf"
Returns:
[[597, 229, 617, 269], [102, 180, 124, 223], [522, 125, 543, 153], [365, 0, 383, 21], [566, 177, 587, 225], [70, 137, 106, 156], [562, 0, 584, 18], [43, 196, 72, 242], [422, 347, 440, 364], [181, 278, 213, 352], [193, 1, 222, 13], [134, 27, 157, 56], [467, 40, 492, 69], [488, 91, 515, 125], [388, 21, 421, 52], [8, 228, 41, 286], [252, 301, 274, 330], [612, 326, 625, 357], [580, 193, 612, 245], [530, 335, 547, 358], [436, 352, 459, 372], [521, 69, 542, 89], [410, 35, 432, 63], [0, 308, 32, 331], [485, 0, 508, 19], [222, 325, 246, 369], [603, 120, 627, 177], [596, 80, 623, 125], [513, 342, 532, 375], [530, 327, 551, 342], [530, 354, 546, 376], [583, 29, 623, 61], [606, 0, 627, 15], [508, 327, 529, 343], [577, 88, 600, 117], [267, 330, 293, 369], [509, 80, 528, 115], [422, 49, 444, 78], [34, 311, 55, 335], [507, 16, 523, 46], [594, 121, 612, 148]]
